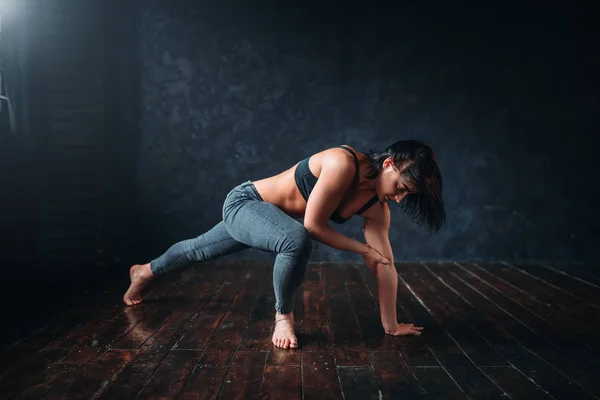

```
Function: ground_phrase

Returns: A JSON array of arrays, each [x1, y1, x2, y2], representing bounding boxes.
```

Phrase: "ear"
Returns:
[[383, 157, 396, 170]]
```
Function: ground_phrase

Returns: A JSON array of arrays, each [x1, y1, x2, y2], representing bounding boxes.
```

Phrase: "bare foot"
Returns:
[[272, 313, 298, 349], [123, 264, 154, 306]]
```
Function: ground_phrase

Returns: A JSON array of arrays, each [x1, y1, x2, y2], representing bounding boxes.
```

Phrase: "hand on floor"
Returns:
[[384, 323, 424, 336]]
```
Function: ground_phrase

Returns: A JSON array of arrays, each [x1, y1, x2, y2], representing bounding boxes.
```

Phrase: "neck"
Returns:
[[357, 158, 378, 191]]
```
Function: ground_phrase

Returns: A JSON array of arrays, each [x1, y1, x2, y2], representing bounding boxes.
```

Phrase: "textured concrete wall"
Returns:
[[136, 0, 599, 263]]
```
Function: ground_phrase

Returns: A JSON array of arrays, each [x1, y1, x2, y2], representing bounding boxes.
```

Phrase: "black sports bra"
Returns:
[[294, 145, 379, 224]]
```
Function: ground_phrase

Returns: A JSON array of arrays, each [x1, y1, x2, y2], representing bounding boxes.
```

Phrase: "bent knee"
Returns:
[[283, 226, 312, 255]]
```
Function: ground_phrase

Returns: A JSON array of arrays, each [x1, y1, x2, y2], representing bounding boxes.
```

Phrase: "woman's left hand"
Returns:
[[384, 323, 424, 336]]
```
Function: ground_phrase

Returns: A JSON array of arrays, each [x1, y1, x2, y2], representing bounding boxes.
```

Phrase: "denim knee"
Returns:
[[282, 226, 312, 257]]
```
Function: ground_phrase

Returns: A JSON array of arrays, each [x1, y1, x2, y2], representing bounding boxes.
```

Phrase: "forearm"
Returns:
[[375, 263, 399, 330], [363, 220, 398, 329], [305, 224, 369, 256]]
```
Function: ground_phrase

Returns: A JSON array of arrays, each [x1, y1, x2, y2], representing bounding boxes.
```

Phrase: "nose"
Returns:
[[394, 193, 407, 203]]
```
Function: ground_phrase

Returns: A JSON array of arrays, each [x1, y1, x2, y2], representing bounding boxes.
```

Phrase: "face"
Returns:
[[376, 157, 418, 203]]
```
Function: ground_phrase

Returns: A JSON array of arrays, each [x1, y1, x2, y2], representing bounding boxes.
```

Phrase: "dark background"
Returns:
[[0, 0, 598, 343]]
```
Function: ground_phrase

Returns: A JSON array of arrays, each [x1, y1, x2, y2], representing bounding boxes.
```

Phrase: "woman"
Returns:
[[124, 140, 446, 349]]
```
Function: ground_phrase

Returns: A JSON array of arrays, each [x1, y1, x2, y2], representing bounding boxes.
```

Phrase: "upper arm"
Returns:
[[303, 152, 356, 231]]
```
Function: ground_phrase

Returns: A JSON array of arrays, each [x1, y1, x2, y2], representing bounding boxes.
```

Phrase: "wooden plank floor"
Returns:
[[1, 260, 599, 399]]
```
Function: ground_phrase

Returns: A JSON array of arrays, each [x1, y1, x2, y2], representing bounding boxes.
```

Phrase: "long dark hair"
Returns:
[[364, 140, 446, 234]]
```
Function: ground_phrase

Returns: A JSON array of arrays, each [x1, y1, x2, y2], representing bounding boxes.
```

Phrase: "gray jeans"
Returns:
[[150, 180, 312, 314]]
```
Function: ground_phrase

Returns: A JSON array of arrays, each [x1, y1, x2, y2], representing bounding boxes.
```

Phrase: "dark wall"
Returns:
[[0, 0, 133, 343], [136, 0, 599, 263]]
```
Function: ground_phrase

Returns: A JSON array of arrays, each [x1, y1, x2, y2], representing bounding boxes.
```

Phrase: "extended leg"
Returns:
[[123, 221, 248, 305]]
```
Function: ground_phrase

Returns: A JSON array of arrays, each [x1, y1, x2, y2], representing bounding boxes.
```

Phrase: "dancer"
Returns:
[[124, 140, 446, 349]]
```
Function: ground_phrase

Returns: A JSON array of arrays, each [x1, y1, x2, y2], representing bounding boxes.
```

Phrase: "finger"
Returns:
[[391, 330, 421, 336]]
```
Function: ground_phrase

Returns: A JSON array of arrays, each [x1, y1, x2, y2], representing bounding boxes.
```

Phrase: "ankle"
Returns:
[[135, 264, 155, 280], [275, 312, 294, 323], [144, 264, 155, 279]]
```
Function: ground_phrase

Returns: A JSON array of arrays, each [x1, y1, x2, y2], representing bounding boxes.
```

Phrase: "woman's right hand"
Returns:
[[362, 244, 391, 273]]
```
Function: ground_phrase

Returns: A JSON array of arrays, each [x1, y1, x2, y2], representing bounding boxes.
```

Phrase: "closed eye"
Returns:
[[399, 182, 412, 194]]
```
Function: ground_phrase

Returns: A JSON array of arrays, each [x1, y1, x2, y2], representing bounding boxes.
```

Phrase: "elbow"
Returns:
[[304, 222, 325, 239]]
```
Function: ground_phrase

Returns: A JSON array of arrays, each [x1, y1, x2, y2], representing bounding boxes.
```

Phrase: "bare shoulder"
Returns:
[[323, 144, 358, 168], [361, 200, 390, 226], [310, 144, 358, 179]]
